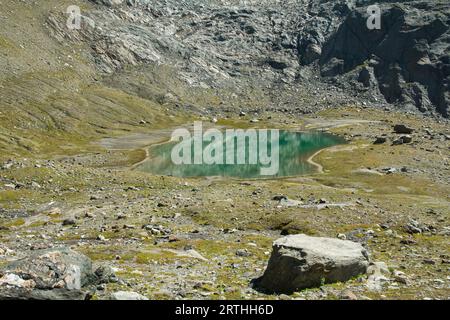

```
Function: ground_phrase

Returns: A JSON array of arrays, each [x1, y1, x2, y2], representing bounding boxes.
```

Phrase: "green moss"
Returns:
[[2, 218, 26, 228], [0, 190, 23, 202], [0, 35, 17, 50], [27, 220, 47, 228], [135, 250, 179, 264]]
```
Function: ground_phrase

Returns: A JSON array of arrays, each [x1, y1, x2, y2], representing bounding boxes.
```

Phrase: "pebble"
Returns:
[[337, 233, 347, 240], [423, 259, 436, 265], [236, 249, 252, 257], [339, 290, 358, 300], [97, 235, 107, 241], [62, 219, 76, 226]]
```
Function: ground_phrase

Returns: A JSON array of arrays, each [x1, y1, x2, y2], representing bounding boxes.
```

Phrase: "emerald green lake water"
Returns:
[[137, 130, 345, 179]]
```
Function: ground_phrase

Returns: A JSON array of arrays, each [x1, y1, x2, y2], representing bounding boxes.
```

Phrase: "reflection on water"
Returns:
[[137, 131, 345, 179]]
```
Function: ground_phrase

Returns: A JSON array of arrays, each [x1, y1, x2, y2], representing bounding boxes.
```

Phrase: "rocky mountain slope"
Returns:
[[48, 0, 449, 118]]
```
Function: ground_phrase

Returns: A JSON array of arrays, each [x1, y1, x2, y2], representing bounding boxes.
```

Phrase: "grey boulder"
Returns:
[[256, 234, 370, 294], [0, 247, 96, 300]]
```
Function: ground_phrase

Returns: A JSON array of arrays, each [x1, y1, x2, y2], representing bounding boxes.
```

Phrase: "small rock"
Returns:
[[337, 233, 347, 240], [423, 259, 436, 265], [1, 162, 14, 170], [339, 290, 358, 300], [97, 284, 106, 291], [142, 224, 171, 235], [404, 221, 422, 234], [31, 181, 42, 189], [386, 167, 397, 174], [272, 195, 288, 201], [116, 213, 126, 220], [236, 249, 252, 257], [400, 135, 413, 144], [400, 238, 417, 245], [394, 124, 414, 134], [110, 291, 148, 300], [367, 261, 390, 276], [173, 213, 182, 219], [94, 265, 118, 284], [97, 235, 107, 241], [366, 261, 390, 292], [393, 270, 409, 285], [62, 219, 76, 226], [84, 212, 95, 218], [373, 137, 387, 144]]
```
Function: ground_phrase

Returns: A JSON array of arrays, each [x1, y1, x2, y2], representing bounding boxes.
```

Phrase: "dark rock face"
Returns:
[[0, 247, 96, 300], [317, 2, 450, 117]]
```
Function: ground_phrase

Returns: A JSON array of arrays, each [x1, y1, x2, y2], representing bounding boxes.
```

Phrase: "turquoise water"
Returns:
[[137, 130, 344, 179]]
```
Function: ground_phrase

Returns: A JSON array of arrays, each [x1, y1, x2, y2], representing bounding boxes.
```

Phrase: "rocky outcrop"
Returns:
[[318, 2, 450, 117], [255, 234, 370, 294], [0, 247, 96, 300]]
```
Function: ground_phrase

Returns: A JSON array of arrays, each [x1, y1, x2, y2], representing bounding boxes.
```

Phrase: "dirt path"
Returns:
[[307, 149, 325, 173]]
